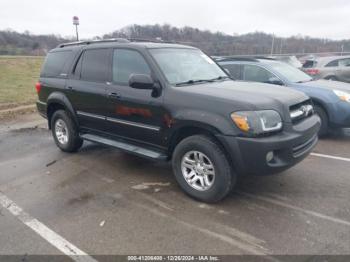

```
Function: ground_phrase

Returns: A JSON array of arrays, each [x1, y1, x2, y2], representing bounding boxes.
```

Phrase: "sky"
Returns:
[[1, 0, 350, 40]]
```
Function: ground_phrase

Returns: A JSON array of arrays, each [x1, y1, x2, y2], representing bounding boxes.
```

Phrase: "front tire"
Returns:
[[51, 110, 83, 152], [314, 105, 329, 137], [172, 135, 236, 203]]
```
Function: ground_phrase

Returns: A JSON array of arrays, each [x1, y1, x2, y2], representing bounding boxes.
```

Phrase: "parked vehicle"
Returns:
[[36, 39, 320, 202], [302, 55, 350, 82], [216, 57, 350, 136]]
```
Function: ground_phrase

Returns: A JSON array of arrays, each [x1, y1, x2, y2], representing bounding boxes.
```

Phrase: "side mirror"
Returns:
[[129, 74, 154, 90], [267, 77, 283, 85]]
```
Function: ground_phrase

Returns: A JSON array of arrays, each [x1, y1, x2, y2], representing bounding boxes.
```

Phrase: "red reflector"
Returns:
[[35, 82, 41, 94], [306, 69, 319, 75]]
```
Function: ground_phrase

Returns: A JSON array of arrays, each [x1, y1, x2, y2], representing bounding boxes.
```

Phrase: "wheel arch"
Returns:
[[46, 92, 78, 129], [167, 123, 236, 170]]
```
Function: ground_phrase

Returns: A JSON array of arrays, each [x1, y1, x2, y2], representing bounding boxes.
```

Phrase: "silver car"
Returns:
[[302, 55, 350, 82]]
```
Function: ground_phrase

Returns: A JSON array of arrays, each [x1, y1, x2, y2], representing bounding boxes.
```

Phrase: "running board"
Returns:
[[80, 133, 168, 160]]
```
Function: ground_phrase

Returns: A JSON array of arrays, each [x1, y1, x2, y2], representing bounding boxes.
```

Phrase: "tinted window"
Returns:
[[325, 60, 339, 67], [113, 49, 151, 84], [80, 49, 110, 82], [302, 60, 316, 68], [41, 51, 71, 77], [221, 64, 241, 79], [243, 65, 275, 82]]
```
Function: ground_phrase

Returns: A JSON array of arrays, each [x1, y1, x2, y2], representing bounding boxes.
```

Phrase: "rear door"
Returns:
[[66, 48, 111, 132], [105, 48, 165, 147], [337, 58, 350, 82]]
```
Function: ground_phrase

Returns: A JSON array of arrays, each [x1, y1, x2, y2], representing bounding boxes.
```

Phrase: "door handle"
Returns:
[[109, 92, 121, 99]]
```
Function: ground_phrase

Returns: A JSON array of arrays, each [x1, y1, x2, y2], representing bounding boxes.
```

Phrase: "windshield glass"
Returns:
[[149, 48, 227, 85], [266, 61, 313, 83]]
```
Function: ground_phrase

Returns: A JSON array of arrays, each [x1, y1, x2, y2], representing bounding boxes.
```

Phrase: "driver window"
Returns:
[[113, 49, 151, 85], [325, 60, 339, 67], [243, 65, 275, 83]]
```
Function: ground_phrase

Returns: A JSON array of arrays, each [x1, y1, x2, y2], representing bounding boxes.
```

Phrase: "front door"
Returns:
[[105, 48, 166, 147]]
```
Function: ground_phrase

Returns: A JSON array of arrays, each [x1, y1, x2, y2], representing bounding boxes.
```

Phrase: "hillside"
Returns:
[[1, 24, 350, 56]]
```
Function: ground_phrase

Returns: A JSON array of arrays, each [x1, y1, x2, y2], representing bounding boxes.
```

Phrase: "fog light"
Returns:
[[266, 151, 274, 162]]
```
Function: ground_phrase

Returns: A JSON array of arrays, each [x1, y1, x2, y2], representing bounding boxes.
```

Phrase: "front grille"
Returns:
[[290, 100, 314, 124], [292, 134, 317, 157]]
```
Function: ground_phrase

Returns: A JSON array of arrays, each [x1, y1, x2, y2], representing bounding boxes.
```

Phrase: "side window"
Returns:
[[303, 60, 316, 68], [325, 60, 339, 67], [113, 49, 151, 84], [41, 51, 71, 77], [243, 65, 275, 83], [222, 64, 241, 79], [80, 49, 110, 82], [338, 58, 350, 67]]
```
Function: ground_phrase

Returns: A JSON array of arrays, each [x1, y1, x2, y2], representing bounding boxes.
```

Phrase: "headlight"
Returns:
[[231, 110, 283, 135], [333, 90, 350, 103]]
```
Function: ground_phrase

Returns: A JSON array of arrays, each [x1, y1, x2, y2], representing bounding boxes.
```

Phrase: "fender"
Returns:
[[170, 109, 236, 135], [47, 91, 78, 127]]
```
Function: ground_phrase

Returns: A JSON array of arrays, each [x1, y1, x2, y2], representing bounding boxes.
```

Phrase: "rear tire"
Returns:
[[314, 105, 329, 137], [51, 110, 83, 152], [172, 135, 236, 203]]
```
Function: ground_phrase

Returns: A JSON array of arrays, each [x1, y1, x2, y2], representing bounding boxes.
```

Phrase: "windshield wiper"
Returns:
[[175, 79, 214, 86], [175, 76, 230, 86], [296, 79, 313, 83], [208, 76, 230, 81]]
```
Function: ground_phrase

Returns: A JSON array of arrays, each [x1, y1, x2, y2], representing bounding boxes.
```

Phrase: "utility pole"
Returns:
[[270, 34, 275, 55], [279, 38, 283, 54], [73, 16, 79, 41], [341, 44, 344, 56]]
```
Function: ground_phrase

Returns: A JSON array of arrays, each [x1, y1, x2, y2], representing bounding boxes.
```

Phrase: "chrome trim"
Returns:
[[76, 111, 105, 120], [106, 117, 160, 131], [290, 104, 314, 120], [76, 111, 160, 131]]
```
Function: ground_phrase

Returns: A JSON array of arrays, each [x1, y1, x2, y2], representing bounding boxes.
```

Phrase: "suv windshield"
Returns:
[[149, 48, 228, 85], [266, 61, 313, 83]]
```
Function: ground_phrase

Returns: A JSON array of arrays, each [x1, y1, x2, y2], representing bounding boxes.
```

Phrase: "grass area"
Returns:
[[0, 56, 44, 109]]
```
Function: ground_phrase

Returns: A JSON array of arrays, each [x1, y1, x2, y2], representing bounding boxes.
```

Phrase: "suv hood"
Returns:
[[299, 79, 350, 92], [177, 80, 308, 110]]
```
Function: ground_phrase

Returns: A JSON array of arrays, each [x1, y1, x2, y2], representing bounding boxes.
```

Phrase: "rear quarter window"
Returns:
[[40, 51, 72, 77], [325, 60, 339, 67]]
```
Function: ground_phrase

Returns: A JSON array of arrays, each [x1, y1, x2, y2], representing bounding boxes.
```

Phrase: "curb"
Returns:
[[0, 104, 37, 118]]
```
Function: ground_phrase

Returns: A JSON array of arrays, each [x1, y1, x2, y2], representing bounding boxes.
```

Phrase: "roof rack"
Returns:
[[57, 38, 130, 48]]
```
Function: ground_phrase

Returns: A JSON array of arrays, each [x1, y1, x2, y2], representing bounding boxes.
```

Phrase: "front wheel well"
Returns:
[[168, 126, 234, 166]]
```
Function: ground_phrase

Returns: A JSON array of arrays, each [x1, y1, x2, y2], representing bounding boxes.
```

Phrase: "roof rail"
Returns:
[[214, 56, 259, 62], [214, 56, 277, 62], [57, 38, 130, 48], [128, 38, 164, 43]]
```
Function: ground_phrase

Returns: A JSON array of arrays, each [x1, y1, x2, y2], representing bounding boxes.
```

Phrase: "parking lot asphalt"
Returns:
[[0, 113, 349, 260]]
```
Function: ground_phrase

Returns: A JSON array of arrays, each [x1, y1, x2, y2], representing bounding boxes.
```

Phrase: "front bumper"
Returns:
[[216, 114, 321, 176]]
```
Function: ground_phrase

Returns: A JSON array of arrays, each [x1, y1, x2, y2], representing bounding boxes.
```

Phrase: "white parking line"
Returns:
[[0, 191, 97, 262], [311, 153, 350, 162], [238, 192, 350, 227]]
